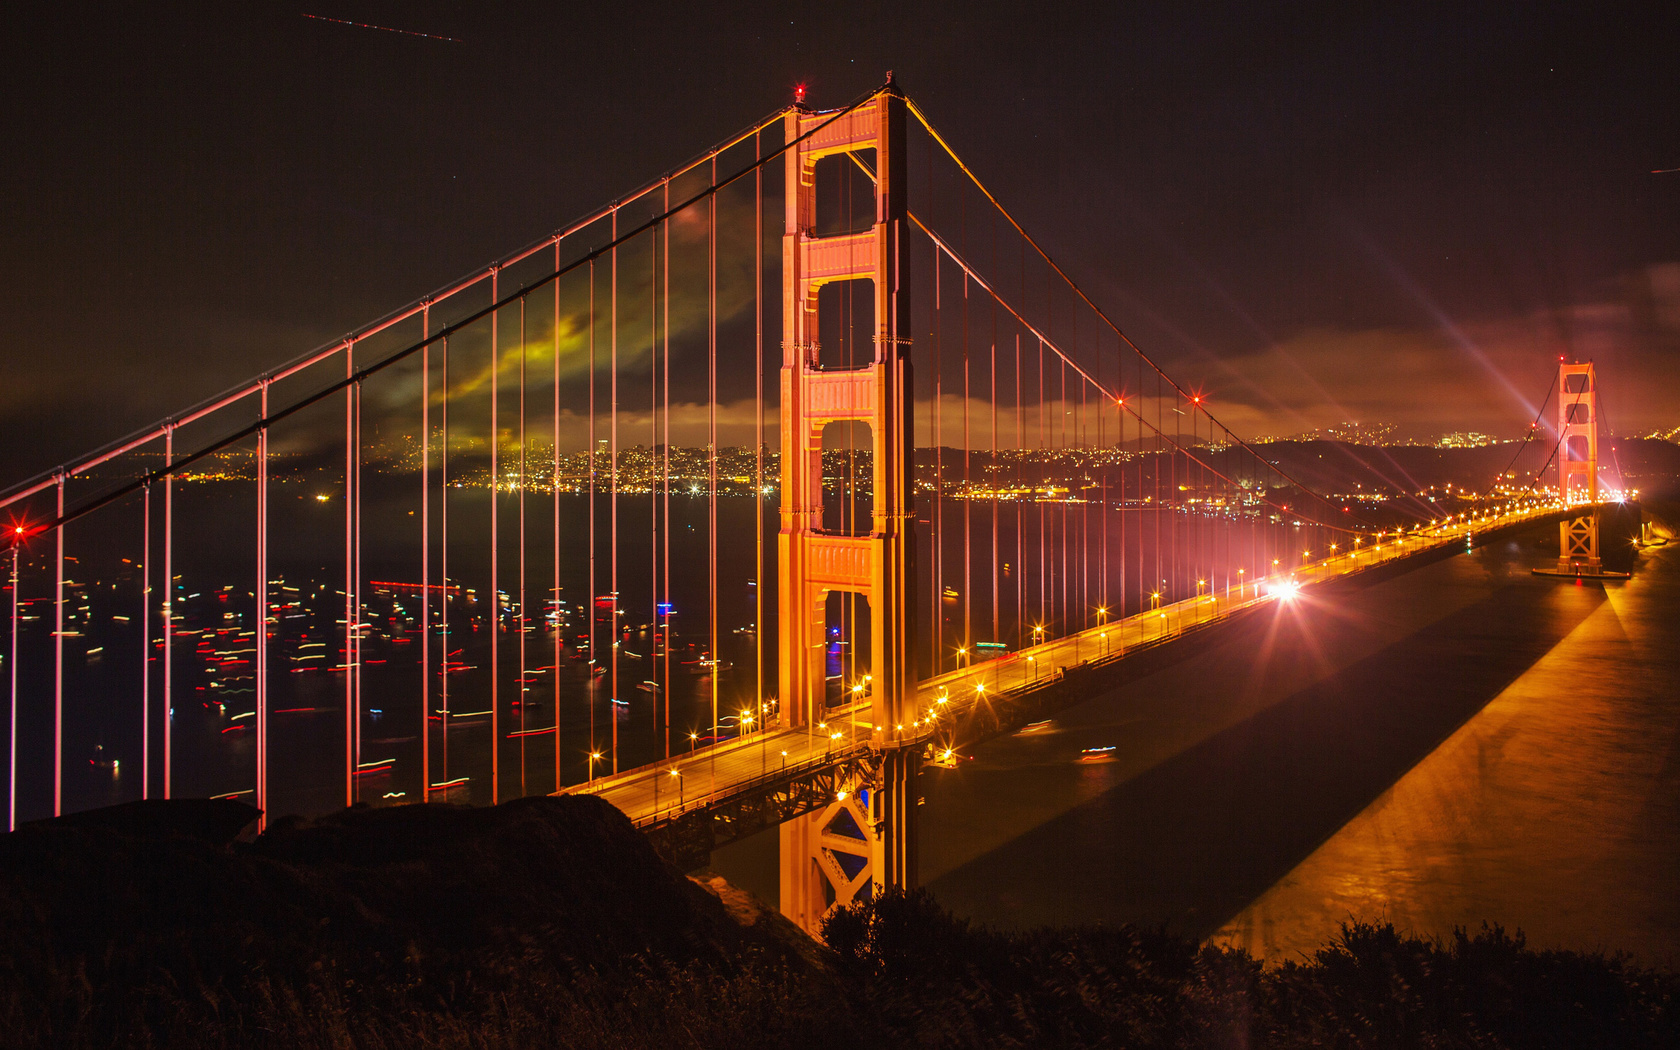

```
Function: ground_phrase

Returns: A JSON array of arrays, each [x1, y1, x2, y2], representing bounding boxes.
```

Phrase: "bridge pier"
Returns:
[[779, 749, 918, 933], [1557, 361, 1602, 574], [1536, 361, 1629, 580], [775, 82, 916, 937]]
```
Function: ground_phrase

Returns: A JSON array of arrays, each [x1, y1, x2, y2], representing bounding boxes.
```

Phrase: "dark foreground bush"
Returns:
[[1, 799, 1674, 1048], [823, 891, 1680, 1049]]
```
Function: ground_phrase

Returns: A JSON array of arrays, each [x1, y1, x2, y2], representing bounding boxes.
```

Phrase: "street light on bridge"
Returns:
[[661, 767, 684, 814]]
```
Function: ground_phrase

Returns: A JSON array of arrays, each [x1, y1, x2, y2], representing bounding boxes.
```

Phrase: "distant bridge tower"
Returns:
[[777, 82, 917, 936], [1555, 360, 1601, 574]]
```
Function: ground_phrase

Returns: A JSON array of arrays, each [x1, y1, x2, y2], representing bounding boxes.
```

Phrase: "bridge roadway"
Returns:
[[567, 500, 1575, 830]]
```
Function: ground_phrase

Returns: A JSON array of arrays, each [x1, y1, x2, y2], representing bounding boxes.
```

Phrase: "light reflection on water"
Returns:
[[915, 529, 1680, 966], [1208, 543, 1680, 967]]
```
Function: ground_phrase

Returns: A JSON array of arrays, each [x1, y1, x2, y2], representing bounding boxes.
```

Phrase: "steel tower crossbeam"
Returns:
[[776, 82, 916, 935]]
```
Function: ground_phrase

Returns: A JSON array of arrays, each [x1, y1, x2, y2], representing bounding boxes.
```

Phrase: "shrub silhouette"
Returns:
[[1, 801, 1674, 1048]]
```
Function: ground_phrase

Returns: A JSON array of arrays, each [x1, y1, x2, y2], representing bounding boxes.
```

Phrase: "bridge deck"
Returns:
[[569, 503, 1573, 828]]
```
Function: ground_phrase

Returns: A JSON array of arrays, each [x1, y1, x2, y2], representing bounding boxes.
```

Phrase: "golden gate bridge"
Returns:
[[0, 78, 1626, 934]]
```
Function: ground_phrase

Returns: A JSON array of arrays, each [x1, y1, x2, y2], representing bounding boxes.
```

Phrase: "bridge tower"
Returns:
[[1555, 360, 1601, 574], [776, 83, 917, 936]]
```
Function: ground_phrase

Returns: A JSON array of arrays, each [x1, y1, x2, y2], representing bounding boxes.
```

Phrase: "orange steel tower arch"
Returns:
[[1555, 361, 1602, 575], [777, 81, 918, 934]]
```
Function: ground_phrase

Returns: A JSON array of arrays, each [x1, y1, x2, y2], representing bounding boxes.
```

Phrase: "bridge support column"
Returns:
[[779, 748, 918, 934], [776, 82, 917, 938], [1555, 361, 1602, 575]]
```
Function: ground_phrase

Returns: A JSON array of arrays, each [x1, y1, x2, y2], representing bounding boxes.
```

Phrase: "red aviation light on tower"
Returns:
[[794, 83, 807, 105]]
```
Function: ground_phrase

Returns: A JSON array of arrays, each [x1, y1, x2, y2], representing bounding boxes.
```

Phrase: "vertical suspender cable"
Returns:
[[164, 425, 173, 799], [1015, 333, 1022, 644], [1071, 292, 1081, 628], [1046, 270, 1055, 635], [354, 364, 364, 790], [489, 270, 500, 803], [851, 137, 862, 698], [552, 247, 562, 788], [53, 475, 63, 816], [651, 198, 661, 754], [256, 381, 268, 829], [661, 185, 672, 753], [1082, 379, 1089, 628], [344, 343, 355, 807], [754, 133, 765, 729], [990, 332, 998, 645], [960, 179, 970, 659], [990, 228, 999, 646], [421, 307, 431, 800], [962, 272, 970, 659], [708, 154, 719, 792], [587, 261, 596, 775], [1176, 389, 1189, 618], [844, 172, 856, 692], [933, 253, 942, 671], [440, 336, 451, 792], [1059, 357, 1068, 632], [611, 209, 620, 774], [926, 141, 937, 674], [8, 546, 17, 830], [519, 297, 529, 795], [1028, 339, 1041, 631], [1116, 383, 1124, 629], [141, 483, 150, 800], [1118, 341, 1125, 626]]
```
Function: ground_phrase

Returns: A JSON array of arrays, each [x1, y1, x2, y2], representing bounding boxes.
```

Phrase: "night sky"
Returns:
[[4, 2, 1677, 481]]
